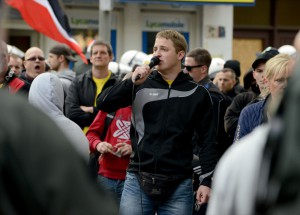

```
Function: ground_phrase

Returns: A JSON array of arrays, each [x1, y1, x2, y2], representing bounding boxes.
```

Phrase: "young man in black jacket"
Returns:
[[185, 48, 230, 214], [185, 48, 230, 159], [97, 30, 217, 215]]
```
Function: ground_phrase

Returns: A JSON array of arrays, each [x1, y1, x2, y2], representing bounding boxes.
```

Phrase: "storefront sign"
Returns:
[[143, 15, 188, 31]]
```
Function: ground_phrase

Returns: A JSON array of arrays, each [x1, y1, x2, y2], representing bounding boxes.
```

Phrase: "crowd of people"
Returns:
[[1, 28, 300, 215]]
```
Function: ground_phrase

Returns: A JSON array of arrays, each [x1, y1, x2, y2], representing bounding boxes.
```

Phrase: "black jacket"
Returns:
[[198, 76, 230, 158], [65, 70, 118, 129], [224, 91, 262, 143], [97, 71, 217, 187], [19, 71, 34, 84], [2, 70, 30, 97]]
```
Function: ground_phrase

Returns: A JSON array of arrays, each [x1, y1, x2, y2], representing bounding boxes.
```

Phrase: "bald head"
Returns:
[[23, 47, 46, 80], [24, 47, 44, 60]]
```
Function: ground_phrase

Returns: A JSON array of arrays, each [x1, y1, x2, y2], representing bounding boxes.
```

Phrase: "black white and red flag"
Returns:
[[5, 0, 87, 63]]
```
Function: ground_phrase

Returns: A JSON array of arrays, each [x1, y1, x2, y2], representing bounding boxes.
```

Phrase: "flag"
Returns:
[[5, 0, 87, 64]]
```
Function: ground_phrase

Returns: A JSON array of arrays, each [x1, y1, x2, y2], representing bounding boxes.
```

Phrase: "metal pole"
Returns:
[[0, 0, 7, 42], [99, 0, 113, 42]]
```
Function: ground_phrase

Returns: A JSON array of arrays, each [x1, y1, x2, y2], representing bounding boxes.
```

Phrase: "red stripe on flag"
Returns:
[[5, 0, 87, 64]]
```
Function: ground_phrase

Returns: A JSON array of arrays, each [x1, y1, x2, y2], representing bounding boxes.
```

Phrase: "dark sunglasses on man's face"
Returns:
[[183, 64, 204, 72], [26, 56, 45, 61]]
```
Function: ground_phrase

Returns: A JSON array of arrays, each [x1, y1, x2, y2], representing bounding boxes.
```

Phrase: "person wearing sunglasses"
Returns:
[[185, 48, 231, 214], [184, 48, 230, 158], [20, 47, 46, 84]]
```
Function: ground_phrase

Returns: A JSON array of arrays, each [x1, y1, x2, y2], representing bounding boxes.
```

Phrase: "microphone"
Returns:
[[134, 56, 160, 81]]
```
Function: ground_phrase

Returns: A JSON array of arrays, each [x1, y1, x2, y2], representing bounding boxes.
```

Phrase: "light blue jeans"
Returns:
[[97, 174, 125, 204], [119, 172, 193, 215]]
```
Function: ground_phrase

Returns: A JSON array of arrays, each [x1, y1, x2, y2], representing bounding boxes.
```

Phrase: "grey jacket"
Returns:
[[28, 73, 89, 161], [56, 69, 76, 98]]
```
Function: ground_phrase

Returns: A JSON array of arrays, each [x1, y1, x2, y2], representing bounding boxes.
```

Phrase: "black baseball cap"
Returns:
[[252, 47, 279, 70]]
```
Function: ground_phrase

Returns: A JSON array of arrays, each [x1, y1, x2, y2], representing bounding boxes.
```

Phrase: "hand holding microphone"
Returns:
[[134, 56, 160, 82]]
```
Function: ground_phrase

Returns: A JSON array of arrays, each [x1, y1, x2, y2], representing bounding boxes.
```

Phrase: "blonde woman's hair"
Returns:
[[265, 53, 291, 81], [260, 53, 292, 98]]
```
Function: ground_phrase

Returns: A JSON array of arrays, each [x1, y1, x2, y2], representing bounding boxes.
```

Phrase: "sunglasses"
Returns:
[[183, 64, 204, 72], [26, 56, 45, 61]]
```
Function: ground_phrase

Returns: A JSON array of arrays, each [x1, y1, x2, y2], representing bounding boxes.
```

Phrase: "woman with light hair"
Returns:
[[207, 32, 300, 215], [234, 53, 292, 142]]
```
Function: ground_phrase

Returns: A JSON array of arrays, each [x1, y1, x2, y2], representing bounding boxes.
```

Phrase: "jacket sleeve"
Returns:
[[224, 95, 243, 137], [86, 111, 107, 152], [96, 78, 134, 113], [65, 78, 98, 128], [234, 106, 252, 142], [196, 88, 218, 187]]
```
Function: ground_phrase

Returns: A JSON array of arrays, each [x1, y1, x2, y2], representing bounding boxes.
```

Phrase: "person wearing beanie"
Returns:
[[224, 59, 246, 93], [224, 59, 241, 77]]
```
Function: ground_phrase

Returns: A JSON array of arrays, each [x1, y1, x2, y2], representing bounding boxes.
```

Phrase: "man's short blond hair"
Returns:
[[156, 30, 188, 54]]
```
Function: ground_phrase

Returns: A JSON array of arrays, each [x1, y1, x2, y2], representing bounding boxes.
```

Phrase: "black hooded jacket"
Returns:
[[97, 70, 217, 187]]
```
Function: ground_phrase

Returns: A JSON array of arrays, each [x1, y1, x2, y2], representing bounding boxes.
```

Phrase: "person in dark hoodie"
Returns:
[[0, 90, 118, 215]]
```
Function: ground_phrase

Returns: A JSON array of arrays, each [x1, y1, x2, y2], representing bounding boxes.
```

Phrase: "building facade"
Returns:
[[4, 0, 299, 80]]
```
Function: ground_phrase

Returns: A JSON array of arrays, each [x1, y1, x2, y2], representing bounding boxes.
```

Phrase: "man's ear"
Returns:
[[58, 55, 65, 63], [232, 78, 237, 86], [178, 51, 185, 61]]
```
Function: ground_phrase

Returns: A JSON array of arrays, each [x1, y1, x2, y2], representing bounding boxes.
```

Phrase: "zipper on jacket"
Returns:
[[154, 84, 172, 173]]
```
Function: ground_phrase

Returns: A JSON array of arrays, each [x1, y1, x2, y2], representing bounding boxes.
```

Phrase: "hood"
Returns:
[[29, 72, 64, 117], [57, 69, 75, 81]]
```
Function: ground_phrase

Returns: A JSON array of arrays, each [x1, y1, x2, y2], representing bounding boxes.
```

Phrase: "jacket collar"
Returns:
[[151, 70, 192, 85]]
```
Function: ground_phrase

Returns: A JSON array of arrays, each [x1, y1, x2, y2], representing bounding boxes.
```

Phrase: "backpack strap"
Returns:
[[100, 111, 116, 140]]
